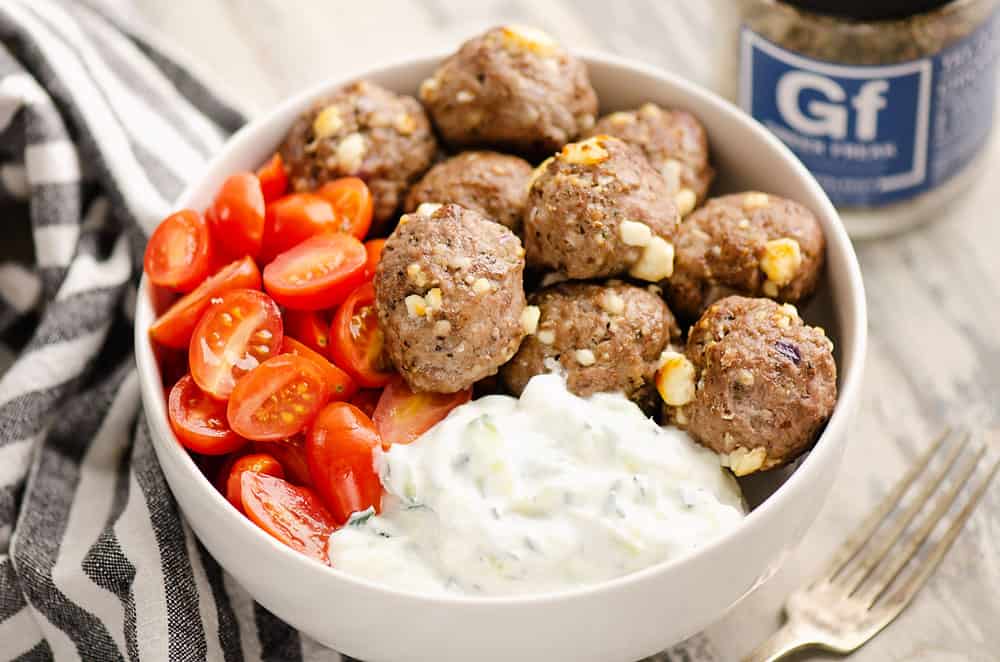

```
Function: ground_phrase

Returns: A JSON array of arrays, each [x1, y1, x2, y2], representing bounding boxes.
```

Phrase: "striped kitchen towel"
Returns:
[[0, 1, 719, 660]]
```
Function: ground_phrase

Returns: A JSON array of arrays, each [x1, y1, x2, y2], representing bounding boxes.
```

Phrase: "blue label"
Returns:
[[740, 14, 1000, 207]]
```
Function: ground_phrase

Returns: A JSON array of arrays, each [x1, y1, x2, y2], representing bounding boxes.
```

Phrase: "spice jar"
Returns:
[[735, 0, 1000, 238]]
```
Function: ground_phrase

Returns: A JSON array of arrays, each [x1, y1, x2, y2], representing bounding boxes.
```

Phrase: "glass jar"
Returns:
[[732, 0, 1000, 238]]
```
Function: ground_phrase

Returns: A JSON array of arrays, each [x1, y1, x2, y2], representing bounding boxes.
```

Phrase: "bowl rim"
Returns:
[[134, 47, 868, 607]]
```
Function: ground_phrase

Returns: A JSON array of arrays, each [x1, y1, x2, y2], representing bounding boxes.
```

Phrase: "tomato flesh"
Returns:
[[256, 153, 288, 204], [282, 337, 357, 401], [144, 209, 214, 292], [306, 402, 383, 524], [241, 472, 336, 563], [283, 309, 330, 355], [168, 374, 246, 455], [373, 377, 471, 447], [227, 353, 330, 441], [189, 289, 283, 400], [210, 173, 266, 259], [330, 282, 394, 388], [363, 239, 385, 281], [315, 177, 373, 240], [253, 436, 312, 486], [150, 257, 262, 349], [260, 193, 337, 263], [263, 233, 367, 310], [225, 453, 284, 511]]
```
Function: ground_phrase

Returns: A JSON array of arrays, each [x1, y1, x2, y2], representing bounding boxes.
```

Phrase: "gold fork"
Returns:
[[744, 428, 999, 662]]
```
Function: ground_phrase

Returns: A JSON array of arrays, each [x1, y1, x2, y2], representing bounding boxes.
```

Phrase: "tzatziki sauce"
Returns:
[[326, 373, 746, 596]]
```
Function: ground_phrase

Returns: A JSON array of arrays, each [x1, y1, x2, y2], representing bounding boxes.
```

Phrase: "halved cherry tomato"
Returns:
[[349, 389, 382, 419], [256, 153, 288, 204], [149, 284, 179, 316], [150, 257, 262, 349], [225, 453, 284, 511], [283, 309, 330, 355], [144, 209, 214, 292], [189, 289, 283, 399], [282, 337, 357, 400], [209, 173, 265, 259], [329, 282, 394, 388], [363, 239, 385, 280], [263, 233, 367, 310], [306, 402, 382, 524], [168, 374, 247, 455], [259, 193, 337, 263], [227, 353, 330, 441], [241, 472, 336, 563], [373, 377, 471, 447], [315, 177, 373, 240], [253, 436, 312, 486]]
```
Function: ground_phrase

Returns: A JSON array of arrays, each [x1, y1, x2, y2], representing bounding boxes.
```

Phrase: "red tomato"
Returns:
[[144, 209, 214, 292], [263, 233, 367, 310], [189, 289, 283, 400], [315, 177, 373, 240], [168, 374, 247, 455], [363, 239, 385, 280], [349, 389, 382, 419], [373, 377, 471, 447], [241, 472, 337, 563], [260, 193, 337, 263], [225, 453, 284, 511], [149, 257, 262, 349], [329, 282, 394, 388], [283, 309, 330, 355], [253, 436, 312, 486], [306, 402, 382, 524], [209, 173, 266, 259], [282, 337, 357, 401], [154, 343, 188, 388], [256, 153, 288, 204], [149, 284, 179, 316], [227, 353, 330, 441]]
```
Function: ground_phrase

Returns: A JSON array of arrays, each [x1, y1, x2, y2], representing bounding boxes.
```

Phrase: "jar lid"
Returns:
[[781, 0, 953, 21]]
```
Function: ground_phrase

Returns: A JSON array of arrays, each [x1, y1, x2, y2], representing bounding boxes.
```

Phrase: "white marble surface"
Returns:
[[126, 1, 1000, 660]]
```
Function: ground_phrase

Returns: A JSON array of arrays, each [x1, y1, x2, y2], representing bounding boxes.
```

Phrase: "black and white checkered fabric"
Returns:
[[0, 1, 719, 660]]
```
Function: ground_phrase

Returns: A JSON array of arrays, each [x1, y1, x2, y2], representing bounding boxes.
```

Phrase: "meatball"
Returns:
[[279, 80, 437, 227], [419, 25, 598, 154], [375, 204, 527, 393], [404, 151, 533, 234], [662, 296, 837, 475], [524, 135, 680, 281], [584, 103, 714, 217], [501, 281, 680, 406], [669, 192, 825, 320]]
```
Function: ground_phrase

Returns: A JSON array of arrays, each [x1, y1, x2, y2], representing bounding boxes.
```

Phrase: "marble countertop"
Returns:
[[123, 1, 1000, 659]]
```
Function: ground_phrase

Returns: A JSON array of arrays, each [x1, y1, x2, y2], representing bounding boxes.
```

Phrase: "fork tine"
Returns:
[[854, 442, 987, 607], [815, 427, 952, 585], [834, 430, 970, 594], [875, 452, 1000, 617]]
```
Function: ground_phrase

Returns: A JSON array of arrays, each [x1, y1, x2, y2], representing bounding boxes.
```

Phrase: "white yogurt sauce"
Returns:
[[326, 374, 746, 596]]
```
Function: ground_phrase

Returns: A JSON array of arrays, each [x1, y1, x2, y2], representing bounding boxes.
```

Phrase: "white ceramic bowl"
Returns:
[[135, 50, 867, 662]]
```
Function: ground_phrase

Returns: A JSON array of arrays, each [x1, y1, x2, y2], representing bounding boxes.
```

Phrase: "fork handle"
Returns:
[[742, 619, 819, 662]]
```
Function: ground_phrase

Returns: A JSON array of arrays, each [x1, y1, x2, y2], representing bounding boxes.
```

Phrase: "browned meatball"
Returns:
[[375, 204, 527, 393], [404, 151, 532, 234], [419, 26, 598, 154], [663, 296, 837, 475], [279, 80, 437, 227], [584, 103, 714, 217], [669, 192, 825, 320], [501, 281, 680, 406], [524, 135, 680, 281]]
